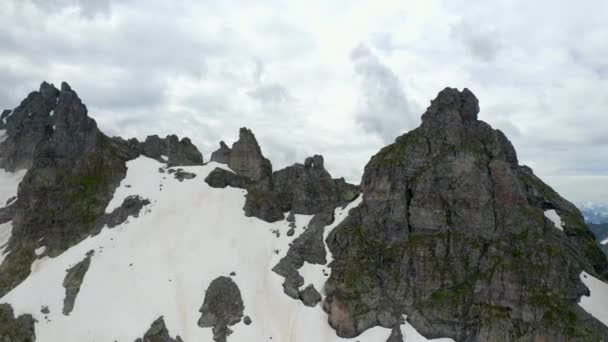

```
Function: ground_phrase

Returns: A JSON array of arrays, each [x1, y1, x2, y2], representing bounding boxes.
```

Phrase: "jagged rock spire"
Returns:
[[324, 87, 608, 340], [217, 127, 273, 181], [210, 141, 231, 164], [0, 82, 60, 171], [422, 87, 479, 123]]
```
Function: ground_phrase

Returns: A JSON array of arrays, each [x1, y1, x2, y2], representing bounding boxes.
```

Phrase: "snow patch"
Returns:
[[0, 168, 27, 206], [0, 221, 12, 266], [1, 110, 11, 124], [35, 246, 47, 256], [0, 130, 7, 143], [160, 155, 168, 162], [401, 316, 455, 341], [579, 271, 608, 327], [544, 209, 564, 231]]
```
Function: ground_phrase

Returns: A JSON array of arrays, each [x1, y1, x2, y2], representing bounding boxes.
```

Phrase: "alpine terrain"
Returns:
[[0, 82, 608, 342]]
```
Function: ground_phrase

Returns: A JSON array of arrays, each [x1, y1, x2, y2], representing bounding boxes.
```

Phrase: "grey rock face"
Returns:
[[242, 155, 359, 223], [205, 168, 253, 189], [140, 134, 204, 166], [198, 276, 245, 342], [323, 88, 608, 340], [228, 128, 272, 181], [135, 316, 183, 342], [270, 155, 360, 215], [209, 129, 360, 223], [0, 202, 17, 225], [63, 250, 94, 315], [172, 168, 196, 182], [299, 284, 322, 307], [272, 210, 334, 301], [94, 195, 150, 232], [0, 81, 59, 171], [0, 82, 132, 297], [0, 303, 36, 342], [210, 141, 231, 164], [386, 326, 403, 342]]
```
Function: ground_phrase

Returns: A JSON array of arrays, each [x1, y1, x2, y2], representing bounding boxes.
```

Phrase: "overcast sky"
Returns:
[[1, 0, 607, 205]]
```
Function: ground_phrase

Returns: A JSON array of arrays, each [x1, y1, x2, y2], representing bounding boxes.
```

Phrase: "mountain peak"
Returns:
[[422, 87, 479, 124], [60, 81, 72, 92]]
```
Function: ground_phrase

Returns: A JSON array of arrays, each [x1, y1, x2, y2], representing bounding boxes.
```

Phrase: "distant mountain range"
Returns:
[[580, 203, 608, 224]]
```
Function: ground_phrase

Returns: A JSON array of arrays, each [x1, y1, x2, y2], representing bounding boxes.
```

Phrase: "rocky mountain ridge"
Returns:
[[323, 88, 608, 341], [0, 82, 606, 341]]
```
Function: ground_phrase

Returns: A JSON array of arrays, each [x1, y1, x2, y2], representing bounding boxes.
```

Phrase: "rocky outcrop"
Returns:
[[135, 316, 184, 342], [139, 135, 203, 166], [0, 303, 36, 342], [205, 168, 253, 189], [198, 276, 245, 342], [323, 88, 608, 341], [273, 209, 334, 299], [386, 326, 403, 342], [227, 128, 272, 181], [269, 155, 359, 215], [0, 81, 58, 171], [0, 82, 204, 298], [63, 250, 94, 315], [169, 168, 197, 182], [210, 141, 231, 164], [94, 195, 150, 232], [0, 82, 133, 298], [299, 284, 322, 307], [207, 129, 360, 223]]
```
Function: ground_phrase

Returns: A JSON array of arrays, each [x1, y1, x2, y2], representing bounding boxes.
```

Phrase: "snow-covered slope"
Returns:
[[0, 167, 26, 206], [580, 272, 608, 327], [0, 168, 26, 266], [0, 157, 452, 341]]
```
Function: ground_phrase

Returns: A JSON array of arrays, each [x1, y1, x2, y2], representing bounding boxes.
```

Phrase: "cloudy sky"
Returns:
[[1, 0, 607, 204]]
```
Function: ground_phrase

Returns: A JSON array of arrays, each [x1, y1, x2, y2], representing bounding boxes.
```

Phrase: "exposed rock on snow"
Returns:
[[198, 276, 245, 342], [267, 154, 360, 216], [140, 135, 204, 167], [210, 141, 232, 165], [299, 284, 322, 307], [272, 209, 334, 300], [205, 168, 252, 189], [62, 250, 94, 315], [172, 169, 197, 182], [0, 303, 36, 341], [386, 325, 403, 342], [207, 129, 360, 223], [95, 195, 150, 232], [227, 128, 272, 182], [135, 316, 184, 342]]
